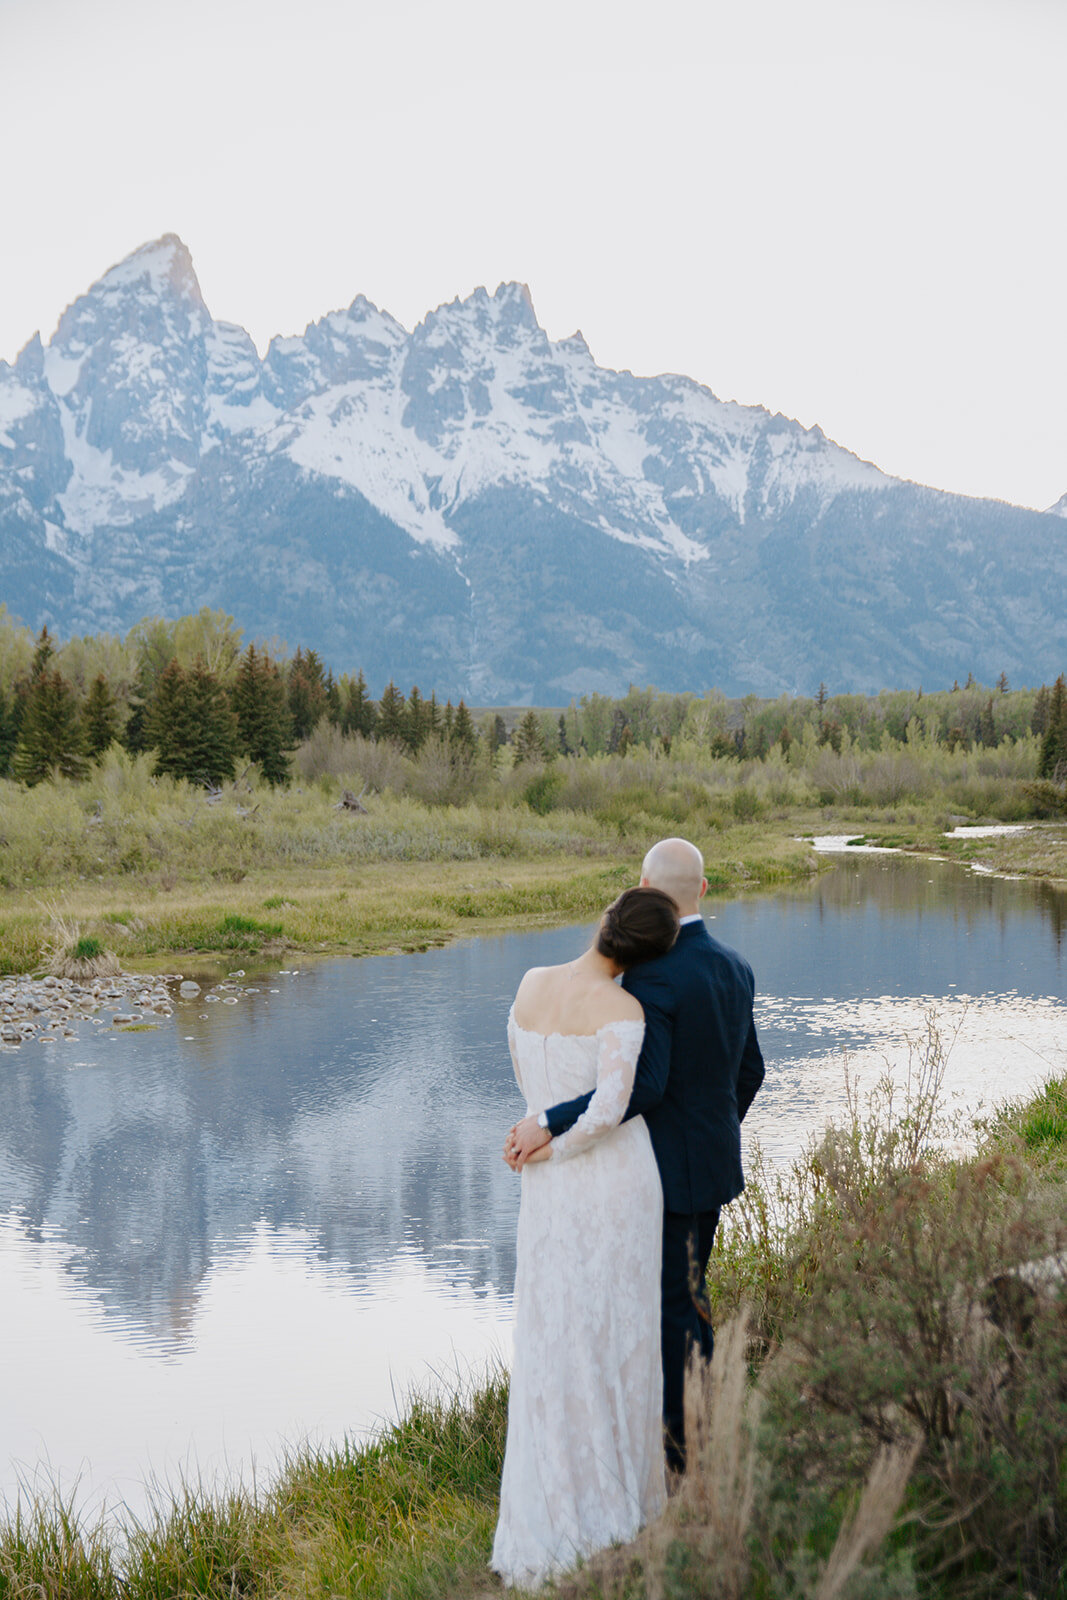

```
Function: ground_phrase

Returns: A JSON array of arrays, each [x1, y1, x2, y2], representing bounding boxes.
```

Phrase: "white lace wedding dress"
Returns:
[[491, 1009, 666, 1590]]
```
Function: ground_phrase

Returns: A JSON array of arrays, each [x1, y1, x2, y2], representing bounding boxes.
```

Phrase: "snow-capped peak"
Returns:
[[7, 234, 897, 561], [94, 233, 205, 306]]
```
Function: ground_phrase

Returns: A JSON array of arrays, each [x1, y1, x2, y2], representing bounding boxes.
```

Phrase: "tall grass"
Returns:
[[0, 1377, 510, 1600], [0, 729, 1055, 924]]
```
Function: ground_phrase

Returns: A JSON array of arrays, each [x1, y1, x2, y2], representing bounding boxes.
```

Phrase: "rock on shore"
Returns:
[[0, 972, 176, 1047]]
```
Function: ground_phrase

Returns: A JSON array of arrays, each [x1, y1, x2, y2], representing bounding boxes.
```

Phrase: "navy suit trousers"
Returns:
[[661, 1206, 721, 1472]]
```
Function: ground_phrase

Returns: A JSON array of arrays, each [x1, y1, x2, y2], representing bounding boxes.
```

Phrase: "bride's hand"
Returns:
[[508, 1114, 552, 1170]]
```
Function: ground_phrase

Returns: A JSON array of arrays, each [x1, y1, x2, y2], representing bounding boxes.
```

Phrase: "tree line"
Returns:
[[0, 612, 491, 788], [0, 605, 1065, 789]]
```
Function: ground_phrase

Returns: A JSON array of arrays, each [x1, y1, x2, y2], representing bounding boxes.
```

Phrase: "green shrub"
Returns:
[[730, 786, 765, 822], [523, 768, 565, 814]]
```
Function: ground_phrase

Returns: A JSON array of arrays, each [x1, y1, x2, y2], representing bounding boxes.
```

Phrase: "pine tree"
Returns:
[[1037, 674, 1067, 780], [0, 684, 17, 778], [146, 658, 238, 785], [403, 686, 428, 752], [324, 670, 342, 726], [12, 668, 87, 784], [232, 645, 293, 785], [512, 710, 546, 765], [145, 660, 197, 780], [557, 714, 570, 756], [189, 661, 238, 785], [31, 626, 55, 680], [288, 647, 328, 741], [83, 674, 122, 759], [341, 670, 378, 738], [487, 713, 507, 763], [1031, 685, 1051, 737], [122, 670, 152, 754], [376, 681, 406, 744], [450, 699, 477, 759], [978, 697, 996, 748]]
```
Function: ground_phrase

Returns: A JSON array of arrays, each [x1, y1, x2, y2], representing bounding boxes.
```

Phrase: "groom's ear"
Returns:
[[699, 877, 708, 900], [639, 875, 651, 887]]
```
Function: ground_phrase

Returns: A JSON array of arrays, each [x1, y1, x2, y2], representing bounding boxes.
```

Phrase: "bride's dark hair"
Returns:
[[596, 886, 680, 969]]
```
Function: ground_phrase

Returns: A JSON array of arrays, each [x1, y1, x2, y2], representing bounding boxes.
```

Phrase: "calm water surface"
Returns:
[[0, 855, 1063, 1520]]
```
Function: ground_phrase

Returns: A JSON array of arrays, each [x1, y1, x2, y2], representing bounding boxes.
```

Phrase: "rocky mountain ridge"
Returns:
[[1, 234, 1064, 700]]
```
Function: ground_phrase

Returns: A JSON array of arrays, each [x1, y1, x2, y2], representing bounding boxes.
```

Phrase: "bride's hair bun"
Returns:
[[596, 887, 680, 970]]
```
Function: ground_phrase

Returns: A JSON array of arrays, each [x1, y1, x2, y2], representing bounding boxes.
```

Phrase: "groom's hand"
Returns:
[[508, 1115, 551, 1170]]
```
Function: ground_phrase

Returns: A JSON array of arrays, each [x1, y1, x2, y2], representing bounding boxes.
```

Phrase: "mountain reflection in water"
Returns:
[[0, 854, 1063, 1518]]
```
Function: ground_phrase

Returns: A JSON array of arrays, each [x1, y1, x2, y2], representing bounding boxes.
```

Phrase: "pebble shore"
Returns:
[[0, 972, 179, 1048]]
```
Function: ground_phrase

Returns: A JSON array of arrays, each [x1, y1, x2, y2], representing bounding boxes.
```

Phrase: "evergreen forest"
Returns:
[[2, 605, 1065, 798]]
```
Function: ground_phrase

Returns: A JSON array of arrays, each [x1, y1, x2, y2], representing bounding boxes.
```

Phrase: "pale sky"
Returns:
[[1, 0, 1065, 511]]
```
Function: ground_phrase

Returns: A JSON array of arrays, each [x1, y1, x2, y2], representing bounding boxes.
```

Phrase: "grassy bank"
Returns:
[[0, 834, 815, 976], [0, 754, 817, 973], [0, 1378, 510, 1600], [2, 1058, 1064, 1600], [3, 742, 1066, 975], [874, 817, 1067, 881]]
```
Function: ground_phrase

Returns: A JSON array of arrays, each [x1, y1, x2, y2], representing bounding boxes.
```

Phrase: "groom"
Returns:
[[506, 836, 765, 1472]]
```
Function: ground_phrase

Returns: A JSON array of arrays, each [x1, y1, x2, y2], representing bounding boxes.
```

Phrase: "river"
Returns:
[[0, 853, 1063, 1522]]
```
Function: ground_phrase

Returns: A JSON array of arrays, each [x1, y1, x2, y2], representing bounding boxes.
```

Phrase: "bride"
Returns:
[[491, 887, 680, 1589]]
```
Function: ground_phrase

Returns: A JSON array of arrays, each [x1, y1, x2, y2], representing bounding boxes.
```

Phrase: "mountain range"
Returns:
[[1, 233, 1064, 701]]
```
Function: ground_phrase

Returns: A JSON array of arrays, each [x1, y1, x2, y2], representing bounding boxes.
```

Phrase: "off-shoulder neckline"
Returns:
[[507, 1003, 644, 1042]]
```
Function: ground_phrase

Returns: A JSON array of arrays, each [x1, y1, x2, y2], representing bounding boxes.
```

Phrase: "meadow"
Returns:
[[1, 730, 1064, 976]]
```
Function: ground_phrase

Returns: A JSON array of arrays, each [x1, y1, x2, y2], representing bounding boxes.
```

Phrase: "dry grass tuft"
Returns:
[[40, 908, 122, 979], [667, 1314, 761, 1600], [812, 1439, 921, 1600]]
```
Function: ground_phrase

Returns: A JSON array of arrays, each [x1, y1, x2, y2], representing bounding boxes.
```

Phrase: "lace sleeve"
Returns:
[[549, 1020, 645, 1163], [507, 1006, 524, 1097]]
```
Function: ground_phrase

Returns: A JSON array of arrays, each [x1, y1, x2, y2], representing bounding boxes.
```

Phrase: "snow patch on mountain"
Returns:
[[1047, 491, 1067, 518], [281, 379, 460, 550], [0, 373, 38, 444], [55, 399, 194, 534], [41, 347, 86, 399]]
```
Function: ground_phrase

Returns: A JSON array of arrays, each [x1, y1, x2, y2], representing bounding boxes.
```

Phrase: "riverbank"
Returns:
[[875, 817, 1067, 881], [2, 1065, 1063, 1600], [0, 813, 816, 975], [3, 768, 1065, 975]]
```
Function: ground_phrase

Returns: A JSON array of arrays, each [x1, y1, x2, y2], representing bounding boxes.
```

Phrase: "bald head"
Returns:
[[640, 837, 707, 916]]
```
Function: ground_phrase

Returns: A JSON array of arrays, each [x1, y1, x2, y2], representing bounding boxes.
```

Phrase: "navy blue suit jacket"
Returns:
[[545, 919, 765, 1214]]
